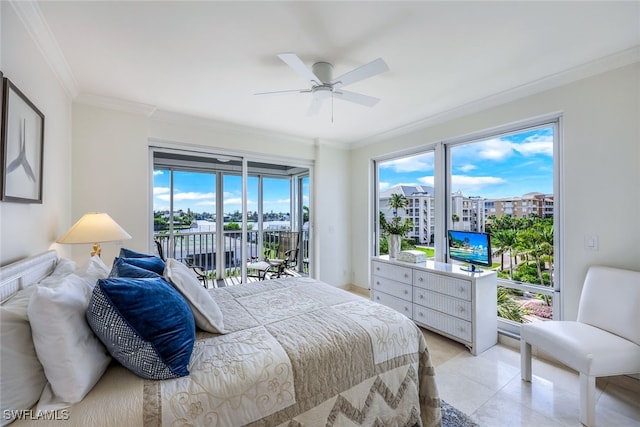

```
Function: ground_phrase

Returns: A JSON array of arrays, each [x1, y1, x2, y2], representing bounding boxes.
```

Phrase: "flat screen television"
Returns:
[[447, 230, 492, 272]]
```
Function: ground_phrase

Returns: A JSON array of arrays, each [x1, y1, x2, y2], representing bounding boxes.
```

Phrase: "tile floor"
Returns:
[[423, 328, 640, 427]]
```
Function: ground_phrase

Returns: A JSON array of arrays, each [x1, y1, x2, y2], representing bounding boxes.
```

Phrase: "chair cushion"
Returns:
[[521, 321, 640, 376], [577, 266, 640, 345]]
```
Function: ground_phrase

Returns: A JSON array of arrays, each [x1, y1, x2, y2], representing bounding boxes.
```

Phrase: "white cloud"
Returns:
[[418, 176, 434, 186], [514, 139, 553, 156], [476, 138, 514, 161], [156, 191, 215, 202], [379, 152, 434, 173], [452, 174, 506, 190], [153, 170, 164, 176], [458, 163, 477, 172], [154, 186, 170, 195]]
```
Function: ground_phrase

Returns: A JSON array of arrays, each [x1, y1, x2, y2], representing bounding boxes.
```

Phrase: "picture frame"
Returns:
[[1, 77, 45, 203]]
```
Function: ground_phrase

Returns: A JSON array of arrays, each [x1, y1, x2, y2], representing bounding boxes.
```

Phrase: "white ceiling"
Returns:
[[26, 1, 640, 144]]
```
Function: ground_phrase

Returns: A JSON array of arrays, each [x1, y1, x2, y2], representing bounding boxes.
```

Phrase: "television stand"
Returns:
[[370, 255, 497, 355], [460, 264, 482, 273]]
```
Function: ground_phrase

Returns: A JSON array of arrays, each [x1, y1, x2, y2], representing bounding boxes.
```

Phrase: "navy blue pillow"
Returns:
[[109, 257, 161, 278], [86, 277, 195, 380], [119, 248, 154, 258], [120, 256, 166, 276]]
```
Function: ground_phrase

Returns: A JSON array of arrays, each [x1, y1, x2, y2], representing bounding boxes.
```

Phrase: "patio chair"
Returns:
[[154, 239, 209, 288]]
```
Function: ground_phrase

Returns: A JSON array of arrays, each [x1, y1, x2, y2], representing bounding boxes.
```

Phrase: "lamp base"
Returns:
[[91, 242, 102, 257]]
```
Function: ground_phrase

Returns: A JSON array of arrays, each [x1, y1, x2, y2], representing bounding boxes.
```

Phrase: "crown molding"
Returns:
[[74, 93, 157, 116], [350, 46, 640, 149], [9, 0, 79, 98]]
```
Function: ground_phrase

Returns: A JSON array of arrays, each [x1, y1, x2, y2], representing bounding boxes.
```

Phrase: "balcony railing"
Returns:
[[154, 229, 309, 278]]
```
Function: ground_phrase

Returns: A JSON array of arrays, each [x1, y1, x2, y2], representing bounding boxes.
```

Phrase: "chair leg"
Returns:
[[521, 339, 532, 382], [579, 373, 596, 427]]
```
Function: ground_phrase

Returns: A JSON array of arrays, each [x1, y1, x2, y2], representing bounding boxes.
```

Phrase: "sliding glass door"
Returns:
[[152, 148, 312, 285]]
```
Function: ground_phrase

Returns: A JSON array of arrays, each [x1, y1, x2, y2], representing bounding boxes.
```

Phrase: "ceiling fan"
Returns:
[[256, 53, 389, 117]]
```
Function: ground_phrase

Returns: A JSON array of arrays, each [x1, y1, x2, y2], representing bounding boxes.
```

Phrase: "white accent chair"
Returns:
[[520, 265, 640, 427]]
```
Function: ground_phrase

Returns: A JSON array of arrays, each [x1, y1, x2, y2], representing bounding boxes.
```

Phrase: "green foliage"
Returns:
[[379, 193, 413, 236], [497, 286, 527, 323], [488, 214, 554, 288]]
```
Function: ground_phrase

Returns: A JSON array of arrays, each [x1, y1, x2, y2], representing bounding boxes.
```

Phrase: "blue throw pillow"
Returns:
[[86, 277, 195, 380], [109, 257, 161, 278], [119, 248, 153, 258], [120, 256, 166, 276]]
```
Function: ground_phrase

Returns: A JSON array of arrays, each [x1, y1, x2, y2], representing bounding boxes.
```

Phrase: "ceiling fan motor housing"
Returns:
[[312, 62, 333, 84]]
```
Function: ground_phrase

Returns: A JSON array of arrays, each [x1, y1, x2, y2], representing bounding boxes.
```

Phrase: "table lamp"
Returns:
[[57, 212, 132, 256]]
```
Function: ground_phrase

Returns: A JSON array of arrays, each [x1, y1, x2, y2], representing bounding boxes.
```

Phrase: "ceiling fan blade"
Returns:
[[277, 53, 322, 86], [331, 58, 389, 89], [254, 89, 311, 96], [333, 90, 380, 107]]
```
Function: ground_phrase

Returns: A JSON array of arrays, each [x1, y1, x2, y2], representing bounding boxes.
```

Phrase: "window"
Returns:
[[375, 150, 437, 260], [374, 116, 560, 335], [447, 121, 558, 334]]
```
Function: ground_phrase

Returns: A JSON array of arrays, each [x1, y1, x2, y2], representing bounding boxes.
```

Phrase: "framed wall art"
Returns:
[[1, 77, 45, 203]]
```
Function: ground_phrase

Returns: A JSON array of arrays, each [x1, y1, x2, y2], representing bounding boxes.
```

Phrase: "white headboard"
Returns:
[[0, 250, 58, 303]]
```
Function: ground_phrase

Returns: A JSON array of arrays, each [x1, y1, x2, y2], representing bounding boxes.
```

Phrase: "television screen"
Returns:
[[447, 230, 492, 271]]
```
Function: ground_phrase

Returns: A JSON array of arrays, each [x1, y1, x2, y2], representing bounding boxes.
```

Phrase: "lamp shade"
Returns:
[[57, 212, 132, 244]]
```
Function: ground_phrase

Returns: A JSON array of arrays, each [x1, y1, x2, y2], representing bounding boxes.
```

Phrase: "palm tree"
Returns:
[[388, 193, 409, 215]]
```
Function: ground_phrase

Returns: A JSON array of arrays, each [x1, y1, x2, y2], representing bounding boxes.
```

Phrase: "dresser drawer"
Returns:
[[371, 261, 412, 284], [371, 290, 413, 318], [414, 288, 471, 321], [413, 270, 471, 300], [372, 275, 412, 301], [413, 304, 472, 343]]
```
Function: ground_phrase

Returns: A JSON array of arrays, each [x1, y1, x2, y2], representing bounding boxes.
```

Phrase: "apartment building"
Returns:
[[380, 187, 554, 243]]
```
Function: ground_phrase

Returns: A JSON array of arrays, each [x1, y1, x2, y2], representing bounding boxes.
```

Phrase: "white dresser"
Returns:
[[371, 255, 497, 355]]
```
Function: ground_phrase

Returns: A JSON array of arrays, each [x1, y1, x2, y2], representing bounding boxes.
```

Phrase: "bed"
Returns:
[[0, 250, 441, 426]]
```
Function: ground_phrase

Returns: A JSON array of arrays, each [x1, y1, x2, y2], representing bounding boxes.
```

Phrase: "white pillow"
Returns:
[[1, 287, 46, 426], [28, 273, 111, 411], [76, 255, 110, 287], [0, 258, 76, 425], [164, 258, 225, 333]]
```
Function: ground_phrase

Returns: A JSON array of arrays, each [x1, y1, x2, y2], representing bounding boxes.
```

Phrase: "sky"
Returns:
[[379, 126, 554, 199], [153, 172, 304, 214]]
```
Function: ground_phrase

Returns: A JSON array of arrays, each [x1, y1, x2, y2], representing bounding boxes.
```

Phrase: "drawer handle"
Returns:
[[404, 307, 409, 312], [376, 281, 380, 285], [376, 296, 380, 300], [376, 266, 380, 271], [404, 273, 409, 278], [404, 290, 409, 295], [458, 306, 465, 313], [419, 294, 424, 299], [459, 286, 465, 293], [418, 312, 423, 316], [418, 277, 424, 282]]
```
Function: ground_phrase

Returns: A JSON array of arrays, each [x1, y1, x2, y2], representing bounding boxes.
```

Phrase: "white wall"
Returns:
[[312, 142, 351, 287], [0, 2, 73, 265], [349, 63, 640, 320]]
